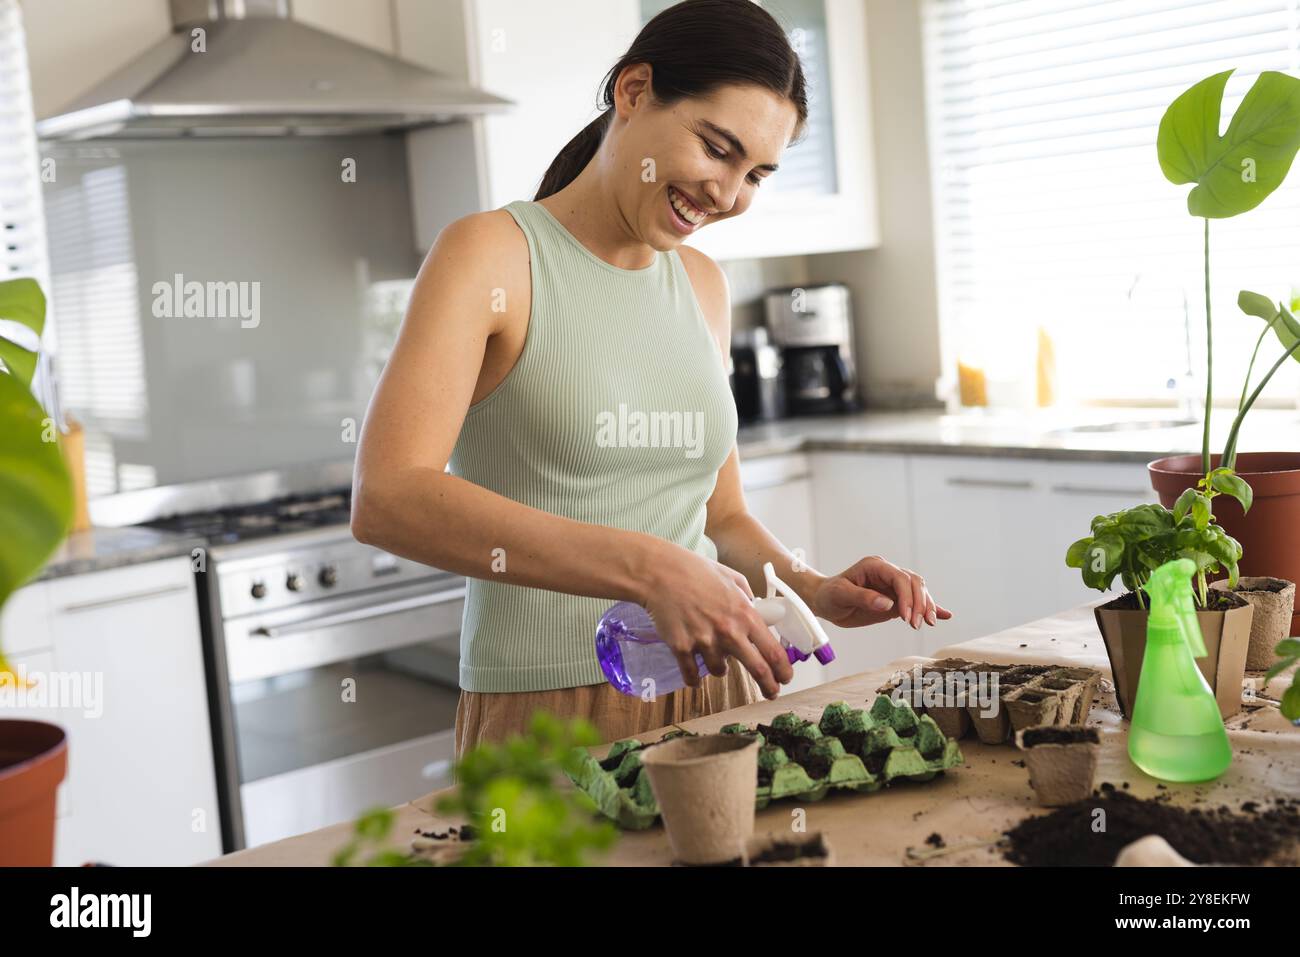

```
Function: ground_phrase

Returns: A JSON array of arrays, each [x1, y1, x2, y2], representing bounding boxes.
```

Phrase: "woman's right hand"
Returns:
[[640, 547, 794, 699]]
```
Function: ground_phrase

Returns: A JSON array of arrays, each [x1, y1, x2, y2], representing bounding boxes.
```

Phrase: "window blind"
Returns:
[[923, 0, 1300, 406], [0, 0, 47, 288], [0, 0, 53, 414]]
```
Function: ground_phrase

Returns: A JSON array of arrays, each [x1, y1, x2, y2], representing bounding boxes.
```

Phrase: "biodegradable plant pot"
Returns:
[[1150, 452, 1300, 637], [1094, 592, 1252, 720], [1016, 725, 1099, 807], [1004, 686, 1061, 733], [743, 831, 833, 867], [641, 734, 759, 865], [1209, 577, 1297, 671], [0, 720, 68, 866]]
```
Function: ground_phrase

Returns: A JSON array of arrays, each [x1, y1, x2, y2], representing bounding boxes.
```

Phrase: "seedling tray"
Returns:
[[567, 696, 964, 830], [876, 659, 1102, 746]]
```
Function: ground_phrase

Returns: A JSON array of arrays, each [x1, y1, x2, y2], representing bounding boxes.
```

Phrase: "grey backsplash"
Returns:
[[43, 136, 422, 498]]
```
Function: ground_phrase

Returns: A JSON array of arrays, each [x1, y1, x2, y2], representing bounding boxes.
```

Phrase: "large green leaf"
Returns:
[[1158, 70, 1300, 218], [0, 278, 46, 388], [0, 372, 73, 613]]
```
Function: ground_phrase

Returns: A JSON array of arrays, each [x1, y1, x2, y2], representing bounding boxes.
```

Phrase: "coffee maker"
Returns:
[[762, 282, 859, 416], [730, 327, 786, 423]]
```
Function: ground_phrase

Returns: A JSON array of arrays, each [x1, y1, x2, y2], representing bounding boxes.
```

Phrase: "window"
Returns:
[[0, 0, 52, 395], [924, 0, 1300, 407]]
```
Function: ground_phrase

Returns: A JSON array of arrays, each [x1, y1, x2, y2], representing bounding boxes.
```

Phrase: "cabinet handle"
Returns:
[[60, 582, 190, 613], [1050, 485, 1150, 497], [944, 477, 1034, 490]]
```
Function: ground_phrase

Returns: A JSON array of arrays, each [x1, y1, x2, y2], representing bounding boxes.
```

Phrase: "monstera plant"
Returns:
[[0, 277, 74, 681], [1156, 68, 1300, 482]]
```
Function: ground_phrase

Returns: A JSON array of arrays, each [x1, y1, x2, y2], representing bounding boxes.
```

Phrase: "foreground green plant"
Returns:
[[436, 712, 617, 866], [1264, 639, 1300, 722], [0, 278, 73, 682], [1065, 501, 1241, 610], [334, 713, 618, 867]]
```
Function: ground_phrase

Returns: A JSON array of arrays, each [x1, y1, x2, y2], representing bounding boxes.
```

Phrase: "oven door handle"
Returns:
[[250, 587, 466, 639]]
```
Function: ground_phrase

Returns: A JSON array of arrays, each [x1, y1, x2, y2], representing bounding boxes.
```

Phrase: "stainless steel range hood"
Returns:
[[36, 0, 511, 140]]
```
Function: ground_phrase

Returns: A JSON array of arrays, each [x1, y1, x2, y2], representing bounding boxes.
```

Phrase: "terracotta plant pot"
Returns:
[[1094, 593, 1252, 719], [1209, 577, 1297, 671], [1150, 452, 1300, 637], [0, 720, 68, 866], [1016, 725, 1099, 807], [640, 733, 758, 865]]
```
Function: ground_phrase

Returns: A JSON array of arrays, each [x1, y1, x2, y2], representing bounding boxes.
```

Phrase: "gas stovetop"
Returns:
[[143, 489, 352, 545]]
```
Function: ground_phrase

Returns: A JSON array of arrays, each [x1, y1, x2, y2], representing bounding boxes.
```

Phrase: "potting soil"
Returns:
[[1003, 789, 1300, 866]]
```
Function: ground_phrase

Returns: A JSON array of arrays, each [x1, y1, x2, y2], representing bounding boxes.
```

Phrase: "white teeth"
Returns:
[[669, 186, 705, 225]]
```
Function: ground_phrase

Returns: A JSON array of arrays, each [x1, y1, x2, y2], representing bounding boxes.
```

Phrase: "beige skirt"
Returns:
[[454, 665, 761, 756]]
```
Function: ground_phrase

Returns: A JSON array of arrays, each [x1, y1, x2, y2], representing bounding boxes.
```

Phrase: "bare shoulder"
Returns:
[[428, 208, 529, 269], [410, 209, 530, 334], [676, 244, 732, 347]]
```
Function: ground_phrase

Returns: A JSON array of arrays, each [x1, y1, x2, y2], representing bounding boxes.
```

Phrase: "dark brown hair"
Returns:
[[533, 0, 809, 201]]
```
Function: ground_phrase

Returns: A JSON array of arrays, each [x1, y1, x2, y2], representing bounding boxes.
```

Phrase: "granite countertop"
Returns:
[[736, 406, 1300, 463], [36, 526, 207, 582]]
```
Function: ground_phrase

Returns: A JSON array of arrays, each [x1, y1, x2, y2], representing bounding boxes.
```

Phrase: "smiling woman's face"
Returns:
[[609, 65, 801, 250]]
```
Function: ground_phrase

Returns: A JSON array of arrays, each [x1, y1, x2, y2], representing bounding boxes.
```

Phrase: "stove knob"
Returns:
[[286, 572, 303, 592], [318, 565, 338, 588], [250, 581, 268, 600]]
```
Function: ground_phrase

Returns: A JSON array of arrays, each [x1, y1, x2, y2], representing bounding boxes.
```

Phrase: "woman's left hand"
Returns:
[[809, 556, 953, 630]]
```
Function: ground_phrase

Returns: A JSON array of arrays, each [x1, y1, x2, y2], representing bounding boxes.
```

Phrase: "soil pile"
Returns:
[[1004, 790, 1300, 866]]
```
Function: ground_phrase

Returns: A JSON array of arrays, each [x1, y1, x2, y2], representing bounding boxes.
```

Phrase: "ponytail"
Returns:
[[534, 111, 614, 201], [531, 0, 807, 203]]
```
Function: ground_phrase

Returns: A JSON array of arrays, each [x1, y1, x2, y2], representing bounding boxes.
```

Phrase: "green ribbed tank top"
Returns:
[[448, 200, 738, 693]]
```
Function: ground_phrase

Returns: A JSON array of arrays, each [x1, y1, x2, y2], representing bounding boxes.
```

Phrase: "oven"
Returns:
[[202, 529, 464, 851]]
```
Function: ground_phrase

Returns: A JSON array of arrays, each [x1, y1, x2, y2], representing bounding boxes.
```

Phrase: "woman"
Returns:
[[352, 0, 951, 755]]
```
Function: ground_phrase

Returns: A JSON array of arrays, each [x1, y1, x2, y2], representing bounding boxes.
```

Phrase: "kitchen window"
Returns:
[[924, 0, 1300, 407]]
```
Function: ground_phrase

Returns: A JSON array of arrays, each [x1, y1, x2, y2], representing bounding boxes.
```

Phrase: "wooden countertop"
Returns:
[[206, 600, 1299, 867]]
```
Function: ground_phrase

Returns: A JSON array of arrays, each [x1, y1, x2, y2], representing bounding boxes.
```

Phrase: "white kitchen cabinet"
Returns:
[[908, 455, 1156, 653], [806, 450, 927, 674], [738, 453, 832, 694], [2, 557, 222, 866]]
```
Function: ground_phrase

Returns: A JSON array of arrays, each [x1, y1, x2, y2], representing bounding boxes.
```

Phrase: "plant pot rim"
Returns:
[[1095, 590, 1250, 613], [1149, 451, 1300, 475], [640, 733, 757, 768], [1209, 576, 1295, 591], [1016, 725, 1100, 750], [0, 719, 67, 783], [1149, 452, 1300, 499]]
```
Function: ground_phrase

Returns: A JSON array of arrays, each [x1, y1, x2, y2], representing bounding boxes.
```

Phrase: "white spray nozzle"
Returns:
[[755, 562, 835, 666]]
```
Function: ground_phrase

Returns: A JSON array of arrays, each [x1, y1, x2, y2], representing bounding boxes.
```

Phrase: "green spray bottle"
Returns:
[[1127, 557, 1232, 782]]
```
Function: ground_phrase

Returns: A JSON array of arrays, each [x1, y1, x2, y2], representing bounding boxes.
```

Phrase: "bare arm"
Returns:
[[680, 247, 952, 633]]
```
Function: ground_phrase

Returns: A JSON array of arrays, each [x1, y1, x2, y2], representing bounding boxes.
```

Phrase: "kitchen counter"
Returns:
[[736, 406, 1300, 464], [207, 598, 1299, 867], [35, 525, 207, 581]]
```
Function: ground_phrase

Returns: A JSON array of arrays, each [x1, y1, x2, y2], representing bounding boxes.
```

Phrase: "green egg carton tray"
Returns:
[[567, 695, 964, 830]]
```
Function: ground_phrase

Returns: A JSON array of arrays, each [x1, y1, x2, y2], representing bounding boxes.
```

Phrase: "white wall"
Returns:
[[20, 0, 171, 119], [805, 0, 943, 408]]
